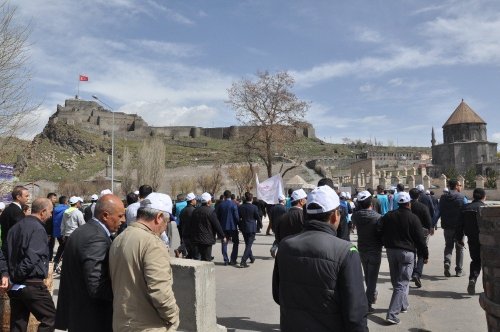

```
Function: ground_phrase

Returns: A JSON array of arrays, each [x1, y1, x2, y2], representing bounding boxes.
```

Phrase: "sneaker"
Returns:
[[456, 271, 463, 277], [239, 262, 249, 268], [250, 257, 255, 264], [444, 263, 451, 277], [467, 279, 476, 295], [229, 261, 237, 266], [386, 317, 400, 325], [401, 307, 408, 313], [414, 276, 422, 288]]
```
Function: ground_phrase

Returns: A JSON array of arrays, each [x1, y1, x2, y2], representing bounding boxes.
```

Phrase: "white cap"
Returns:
[[443, 188, 450, 193], [0, 202, 5, 210], [291, 189, 307, 202], [186, 192, 196, 201], [141, 192, 173, 213], [397, 192, 411, 204], [357, 191, 371, 202], [91, 194, 98, 201], [69, 196, 80, 205], [78, 197, 84, 203], [333, 183, 339, 189], [346, 192, 351, 200], [134, 190, 139, 195], [306, 185, 340, 214], [416, 184, 425, 192], [100, 189, 112, 197], [278, 194, 286, 202], [201, 192, 212, 203], [340, 192, 347, 199], [425, 190, 430, 195]]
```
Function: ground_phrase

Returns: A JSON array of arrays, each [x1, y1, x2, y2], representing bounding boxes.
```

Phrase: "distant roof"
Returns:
[[443, 100, 486, 127]]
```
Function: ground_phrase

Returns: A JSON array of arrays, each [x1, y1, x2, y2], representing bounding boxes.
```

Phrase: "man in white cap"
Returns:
[[179, 193, 197, 258], [273, 185, 368, 331], [190, 193, 226, 261], [351, 190, 383, 313], [274, 188, 307, 244], [379, 191, 428, 325], [416, 184, 435, 222], [126, 185, 153, 225], [84, 194, 98, 222], [56, 196, 85, 273], [109, 192, 179, 331], [268, 194, 286, 236]]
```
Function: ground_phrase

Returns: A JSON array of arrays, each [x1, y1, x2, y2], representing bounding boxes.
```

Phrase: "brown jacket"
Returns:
[[109, 222, 179, 331]]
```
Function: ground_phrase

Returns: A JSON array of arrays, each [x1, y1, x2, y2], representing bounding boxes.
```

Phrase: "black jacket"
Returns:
[[7, 215, 49, 283], [190, 205, 225, 245], [0, 202, 24, 255], [439, 190, 466, 229], [418, 193, 435, 219], [272, 220, 368, 332], [55, 219, 113, 332], [456, 200, 486, 240], [411, 199, 432, 230], [274, 207, 304, 243], [180, 204, 196, 238], [351, 209, 382, 253], [380, 208, 429, 259], [238, 202, 261, 233]]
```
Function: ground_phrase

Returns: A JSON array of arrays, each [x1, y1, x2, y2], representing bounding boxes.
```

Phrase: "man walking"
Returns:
[[52, 196, 68, 271], [179, 192, 197, 259], [273, 185, 368, 331], [216, 190, 240, 265], [0, 185, 29, 256], [109, 193, 179, 331], [237, 192, 261, 268], [380, 192, 428, 325], [55, 194, 125, 332], [351, 190, 383, 313], [439, 179, 466, 277], [7, 198, 56, 332], [274, 188, 307, 244]]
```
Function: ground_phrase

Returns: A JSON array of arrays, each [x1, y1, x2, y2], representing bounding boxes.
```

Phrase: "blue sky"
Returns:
[[15, 0, 500, 147]]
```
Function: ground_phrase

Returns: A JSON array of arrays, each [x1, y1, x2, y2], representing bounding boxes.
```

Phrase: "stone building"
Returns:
[[431, 100, 498, 176]]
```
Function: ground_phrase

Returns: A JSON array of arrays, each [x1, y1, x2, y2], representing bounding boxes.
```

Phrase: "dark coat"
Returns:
[[55, 219, 113, 332], [456, 200, 486, 240], [410, 199, 432, 230], [180, 204, 196, 238], [238, 202, 260, 234], [439, 190, 466, 229], [190, 205, 225, 245], [269, 204, 286, 233], [351, 209, 383, 253], [272, 220, 368, 332], [274, 206, 305, 243], [216, 199, 239, 231], [0, 202, 24, 255]]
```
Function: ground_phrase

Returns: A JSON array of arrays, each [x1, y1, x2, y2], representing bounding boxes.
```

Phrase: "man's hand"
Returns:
[[423, 259, 429, 264], [0, 276, 9, 290], [429, 228, 435, 236], [222, 237, 228, 244]]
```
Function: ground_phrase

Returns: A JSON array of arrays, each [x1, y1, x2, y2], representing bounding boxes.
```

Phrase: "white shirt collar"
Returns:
[[92, 217, 111, 237]]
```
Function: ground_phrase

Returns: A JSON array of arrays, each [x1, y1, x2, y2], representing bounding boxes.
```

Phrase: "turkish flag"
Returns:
[[79, 75, 89, 81]]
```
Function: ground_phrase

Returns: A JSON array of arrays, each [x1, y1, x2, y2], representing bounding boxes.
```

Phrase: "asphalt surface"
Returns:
[[52, 220, 488, 332]]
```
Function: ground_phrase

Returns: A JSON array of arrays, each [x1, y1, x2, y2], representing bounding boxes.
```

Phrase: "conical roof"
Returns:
[[443, 100, 486, 127]]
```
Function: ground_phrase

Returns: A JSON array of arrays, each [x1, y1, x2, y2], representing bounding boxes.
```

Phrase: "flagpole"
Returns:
[[77, 74, 80, 99]]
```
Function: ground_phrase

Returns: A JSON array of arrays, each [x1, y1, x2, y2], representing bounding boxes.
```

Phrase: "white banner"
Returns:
[[256, 174, 284, 204]]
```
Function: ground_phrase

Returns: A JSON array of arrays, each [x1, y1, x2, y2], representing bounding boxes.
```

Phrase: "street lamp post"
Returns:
[[92, 95, 115, 193]]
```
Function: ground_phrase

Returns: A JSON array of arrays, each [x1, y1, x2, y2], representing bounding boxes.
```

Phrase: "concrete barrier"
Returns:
[[171, 258, 226, 332]]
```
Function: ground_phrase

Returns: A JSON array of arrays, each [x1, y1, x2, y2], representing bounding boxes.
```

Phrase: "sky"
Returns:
[[12, 0, 500, 147]]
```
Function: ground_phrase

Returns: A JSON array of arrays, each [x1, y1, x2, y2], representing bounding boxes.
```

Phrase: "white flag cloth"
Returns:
[[256, 174, 284, 204]]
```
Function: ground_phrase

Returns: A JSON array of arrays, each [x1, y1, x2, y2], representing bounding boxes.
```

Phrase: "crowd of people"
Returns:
[[0, 176, 487, 331]]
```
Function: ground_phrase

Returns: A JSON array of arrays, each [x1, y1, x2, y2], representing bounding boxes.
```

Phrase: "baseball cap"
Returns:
[[141, 192, 173, 213], [416, 184, 425, 192], [397, 192, 411, 204], [69, 196, 80, 205], [0, 202, 5, 210], [278, 194, 286, 202], [186, 192, 196, 201], [346, 192, 351, 200], [100, 189, 112, 197], [201, 192, 212, 203], [291, 189, 307, 202], [91, 194, 98, 201], [425, 190, 430, 195], [357, 191, 371, 202], [339, 192, 347, 199], [443, 188, 450, 193], [306, 185, 340, 214], [134, 190, 139, 195]]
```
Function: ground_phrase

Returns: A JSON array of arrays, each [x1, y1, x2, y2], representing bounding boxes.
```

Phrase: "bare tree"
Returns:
[[120, 147, 134, 194], [0, 2, 39, 155], [136, 138, 166, 191], [227, 70, 309, 178], [169, 177, 196, 195], [227, 164, 255, 197], [197, 164, 224, 195]]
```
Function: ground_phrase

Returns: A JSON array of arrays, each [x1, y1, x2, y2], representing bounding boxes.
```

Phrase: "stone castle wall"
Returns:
[[50, 99, 315, 140]]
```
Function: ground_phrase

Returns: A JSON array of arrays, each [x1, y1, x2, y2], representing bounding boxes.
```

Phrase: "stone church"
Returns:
[[431, 100, 498, 176]]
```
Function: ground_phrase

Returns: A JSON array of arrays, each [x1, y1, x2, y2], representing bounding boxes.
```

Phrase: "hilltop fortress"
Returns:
[[49, 99, 316, 140]]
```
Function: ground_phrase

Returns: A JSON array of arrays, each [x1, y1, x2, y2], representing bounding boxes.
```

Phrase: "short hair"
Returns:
[[47, 192, 57, 199], [177, 193, 185, 201], [287, 188, 294, 196], [473, 188, 486, 200], [317, 178, 334, 189], [305, 203, 336, 222], [448, 179, 458, 190], [376, 185, 384, 193], [59, 196, 68, 204], [138, 185, 153, 199], [409, 188, 420, 200], [430, 191, 435, 195], [230, 194, 236, 200], [136, 207, 169, 222], [126, 192, 138, 206], [223, 190, 231, 198], [367, 188, 374, 195], [358, 196, 372, 209], [396, 183, 405, 192], [31, 198, 51, 214], [244, 192, 253, 202], [12, 186, 27, 201]]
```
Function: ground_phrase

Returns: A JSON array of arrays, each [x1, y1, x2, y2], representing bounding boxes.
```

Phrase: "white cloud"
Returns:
[[355, 28, 383, 43], [388, 78, 403, 87], [359, 84, 373, 93]]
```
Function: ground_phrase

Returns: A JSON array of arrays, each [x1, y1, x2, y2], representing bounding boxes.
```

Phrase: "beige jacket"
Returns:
[[109, 222, 179, 332]]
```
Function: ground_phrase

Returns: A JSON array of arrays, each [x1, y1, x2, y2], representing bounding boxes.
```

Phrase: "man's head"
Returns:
[[31, 198, 53, 223], [90, 194, 99, 202], [376, 185, 384, 194], [317, 178, 334, 189], [397, 191, 411, 209], [69, 196, 82, 208], [138, 184, 153, 199], [357, 191, 372, 209], [126, 192, 138, 206], [291, 189, 307, 207], [201, 192, 212, 206], [409, 188, 420, 200], [223, 190, 231, 199], [448, 179, 460, 191], [12, 186, 29, 205], [59, 195, 68, 205], [278, 194, 286, 204], [473, 188, 486, 201], [416, 184, 425, 193], [47, 192, 57, 205], [306, 185, 341, 230], [186, 192, 196, 205], [396, 183, 405, 192], [94, 194, 125, 233], [287, 188, 294, 197], [137, 193, 172, 236], [244, 192, 253, 202]]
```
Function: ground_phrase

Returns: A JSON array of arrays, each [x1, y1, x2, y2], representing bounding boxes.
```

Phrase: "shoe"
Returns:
[[456, 271, 463, 277], [414, 276, 422, 288], [229, 261, 237, 266], [386, 317, 400, 325], [174, 249, 180, 258], [467, 279, 476, 295], [224, 261, 229, 266], [239, 262, 249, 268], [372, 291, 378, 304], [250, 257, 255, 264], [444, 263, 451, 277], [401, 307, 409, 313], [368, 306, 375, 314]]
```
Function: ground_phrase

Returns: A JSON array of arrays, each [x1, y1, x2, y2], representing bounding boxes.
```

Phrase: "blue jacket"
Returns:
[[174, 201, 187, 225], [216, 199, 239, 231], [53, 204, 69, 238], [238, 202, 261, 233]]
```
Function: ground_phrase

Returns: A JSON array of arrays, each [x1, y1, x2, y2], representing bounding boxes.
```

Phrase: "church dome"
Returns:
[[443, 100, 486, 127]]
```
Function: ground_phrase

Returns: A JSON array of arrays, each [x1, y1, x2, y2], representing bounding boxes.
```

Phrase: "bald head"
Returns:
[[94, 194, 125, 233], [31, 198, 53, 223]]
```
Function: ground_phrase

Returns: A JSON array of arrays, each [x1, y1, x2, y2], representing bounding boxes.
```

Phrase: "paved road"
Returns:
[[52, 220, 487, 332]]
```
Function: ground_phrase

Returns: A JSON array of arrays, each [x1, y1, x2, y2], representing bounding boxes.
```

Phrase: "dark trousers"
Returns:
[[468, 235, 481, 281], [241, 232, 255, 264], [53, 237, 65, 267], [8, 284, 56, 332], [196, 244, 213, 261], [47, 236, 55, 262], [412, 228, 429, 278], [360, 250, 382, 305], [221, 231, 239, 263]]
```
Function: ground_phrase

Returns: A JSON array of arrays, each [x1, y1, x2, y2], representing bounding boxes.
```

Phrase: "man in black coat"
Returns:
[[179, 192, 197, 259], [7, 198, 55, 332], [268, 195, 286, 235], [55, 194, 125, 332], [238, 192, 261, 268], [273, 185, 368, 332], [274, 189, 307, 244], [0, 185, 29, 256]]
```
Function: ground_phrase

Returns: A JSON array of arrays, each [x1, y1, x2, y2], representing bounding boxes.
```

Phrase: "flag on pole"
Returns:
[[79, 75, 89, 81], [256, 174, 284, 204]]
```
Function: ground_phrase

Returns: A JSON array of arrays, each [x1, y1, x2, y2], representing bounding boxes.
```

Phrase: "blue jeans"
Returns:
[[241, 232, 255, 264], [360, 250, 382, 305], [221, 230, 239, 263], [387, 248, 414, 320]]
